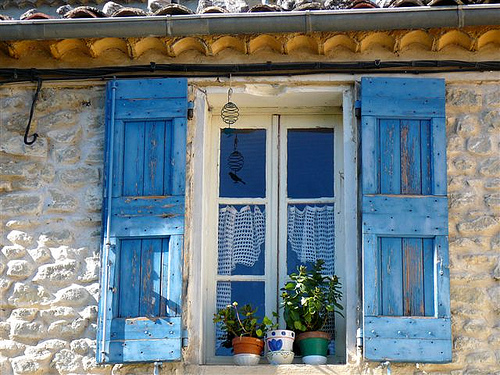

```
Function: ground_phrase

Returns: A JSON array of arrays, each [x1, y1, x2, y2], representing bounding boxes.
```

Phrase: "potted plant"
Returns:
[[281, 259, 343, 365], [213, 302, 274, 365]]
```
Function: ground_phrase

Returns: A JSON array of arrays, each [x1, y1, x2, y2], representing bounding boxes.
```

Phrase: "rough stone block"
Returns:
[[466, 136, 492, 155], [452, 156, 476, 172], [24, 346, 53, 362], [485, 193, 500, 209], [70, 338, 93, 355], [7, 283, 51, 308], [10, 356, 42, 375], [36, 111, 78, 132], [0, 340, 26, 357], [7, 231, 34, 248], [79, 257, 99, 283], [54, 145, 80, 164], [80, 306, 98, 322], [465, 350, 496, 365], [40, 307, 78, 323], [0, 193, 42, 216], [6, 220, 40, 230], [462, 319, 489, 335], [484, 178, 500, 191], [482, 109, 500, 132], [36, 339, 68, 352], [457, 216, 498, 234], [450, 285, 487, 305], [33, 260, 78, 284], [50, 349, 83, 373], [449, 192, 476, 209], [58, 167, 100, 188], [47, 126, 82, 144], [9, 309, 38, 322], [1, 245, 26, 260], [38, 230, 74, 247], [83, 186, 103, 212], [0, 323, 11, 339], [0, 133, 48, 159], [487, 285, 500, 308], [447, 135, 464, 151], [0, 356, 12, 375], [447, 88, 482, 107], [27, 247, 52, 264], [53, 285, 94, 306], [6, 261, 33, 279], [46, 189, 79, 213], [0, 278, 13, 295], [453, 335, 481, 351], [10, 321, 44, 341]]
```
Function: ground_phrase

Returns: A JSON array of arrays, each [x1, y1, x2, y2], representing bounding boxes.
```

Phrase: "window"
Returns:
[[200, 97, 349, 363]]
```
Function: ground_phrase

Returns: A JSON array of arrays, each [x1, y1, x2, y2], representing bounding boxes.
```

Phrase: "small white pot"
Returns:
[[266, 350, 295, 365], [265, 329, 295, 352], [233, 353, 261, 366]]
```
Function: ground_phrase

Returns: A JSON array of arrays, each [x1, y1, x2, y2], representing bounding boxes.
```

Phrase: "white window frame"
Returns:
[[188, 83, 359, 366]]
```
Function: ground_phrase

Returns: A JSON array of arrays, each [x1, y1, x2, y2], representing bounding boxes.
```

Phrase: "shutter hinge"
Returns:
[[187, 101, 194, 120], [354, 100, 361, 118], [356, 327, 363, 348], [182, 329, 189, 347]]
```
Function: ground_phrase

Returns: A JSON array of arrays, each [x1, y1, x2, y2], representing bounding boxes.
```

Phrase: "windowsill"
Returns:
[[190, 364, 355, 375]]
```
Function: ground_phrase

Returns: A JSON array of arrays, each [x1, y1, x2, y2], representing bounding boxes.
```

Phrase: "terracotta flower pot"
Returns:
[[232, 336, 265, 356]]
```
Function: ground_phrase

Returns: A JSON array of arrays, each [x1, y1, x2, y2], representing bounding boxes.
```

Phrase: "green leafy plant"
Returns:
[[213, 302, 278, 348], [281, 259, 343, 333]]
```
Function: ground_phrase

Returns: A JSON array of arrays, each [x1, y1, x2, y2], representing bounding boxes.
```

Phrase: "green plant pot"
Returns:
[[296, 331, 330, 360]]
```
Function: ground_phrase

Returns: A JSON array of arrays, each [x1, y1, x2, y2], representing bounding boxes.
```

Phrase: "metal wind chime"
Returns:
[[221, 87, 245, 185]]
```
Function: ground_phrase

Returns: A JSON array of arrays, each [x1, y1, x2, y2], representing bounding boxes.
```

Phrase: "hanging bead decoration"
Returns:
[[221, 87, 239, 126]]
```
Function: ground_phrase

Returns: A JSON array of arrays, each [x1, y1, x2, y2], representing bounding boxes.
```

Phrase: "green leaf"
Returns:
[[256, 329, 263, 337]]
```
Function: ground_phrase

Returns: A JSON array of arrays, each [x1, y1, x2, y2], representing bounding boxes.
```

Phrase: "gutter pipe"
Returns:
[[0, 5, 499, 41]]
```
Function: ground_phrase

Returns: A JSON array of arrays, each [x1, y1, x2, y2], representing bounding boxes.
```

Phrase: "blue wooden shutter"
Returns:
[[96, 78, 188, 364], [361, 77, 451, 363]]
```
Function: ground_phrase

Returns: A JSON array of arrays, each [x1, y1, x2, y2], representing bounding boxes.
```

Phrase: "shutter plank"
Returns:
[[420, 120, 432, 195], [362, 117, 378, 194], [400, 120, 422, 195], [119, 239, 141, 318], [402, 238, 424, 316], [144, 121, 166, 196], [123, 121, 145, 197], [140, 239, 162, 317], [423, 238, 434, 316], [380, 119, 401, 194], [381, 237, 403, 316]]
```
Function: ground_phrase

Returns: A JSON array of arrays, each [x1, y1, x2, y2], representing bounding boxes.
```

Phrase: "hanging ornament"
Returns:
[[221, 87, 239, 126], [228, 134, 245, 185]]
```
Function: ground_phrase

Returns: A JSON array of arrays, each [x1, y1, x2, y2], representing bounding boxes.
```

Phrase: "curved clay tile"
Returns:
[[64, 6, 106, 18], [50, 39, 90, 59], [0, 14, 13, 20], [324, 0, 352, 9], [111, 7, 148, 17], [477, 29, 500, 49], [103, 1, 123, 16], [199, 5, 228, 13], [293, 1, 325, 10], [56, 5, 73, 16], [399, 30, 433, 50], [8, 40, 51, 59], [428, 0, 467, 5], [20, 9, 53, 20], [437, 30, 472, 51], [360, 32, 395, 52], [248, 34, 282, 54], [89, 37, 129, 57], [389, 0, 425, 7], [248, 4, 282, 11], [154, 4, 194, 15], [478, 0, 500, 3], [324, 34, 357, 54], [211, 36, 246, 54], [130, 37, 168, 58], [286, 35, 319, 54], [348, 0, 379, 8], [171, 37, 208, 56]]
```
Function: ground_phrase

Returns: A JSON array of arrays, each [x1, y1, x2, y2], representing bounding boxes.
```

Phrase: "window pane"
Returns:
[[287, 204, 335, 275], [219, 129, 266, 198], [215, 281, 265, 356], [287, 128, 334, 199], [218, 205, 265, 276]]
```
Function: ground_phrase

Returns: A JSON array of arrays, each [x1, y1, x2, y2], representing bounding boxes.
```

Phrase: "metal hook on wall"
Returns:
[[24, 77, 42, 145]]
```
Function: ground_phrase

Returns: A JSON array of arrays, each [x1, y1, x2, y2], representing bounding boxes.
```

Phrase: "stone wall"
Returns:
[[0, 79, 499, 375]]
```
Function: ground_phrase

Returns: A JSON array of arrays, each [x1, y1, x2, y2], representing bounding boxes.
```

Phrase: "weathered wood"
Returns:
[[381, 237, 403, 316], [402, 238, 424, 316], [362, 196, 448, 236], [361, 77, 450, 363], [97, 78, 187, 364], [379, 119, 401, 194]]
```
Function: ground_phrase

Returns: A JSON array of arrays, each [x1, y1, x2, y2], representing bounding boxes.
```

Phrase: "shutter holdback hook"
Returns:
[[24, 77, 42, 145]]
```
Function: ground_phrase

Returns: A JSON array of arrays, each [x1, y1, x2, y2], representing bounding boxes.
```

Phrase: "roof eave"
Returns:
[[1, 5, 500, 42]]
